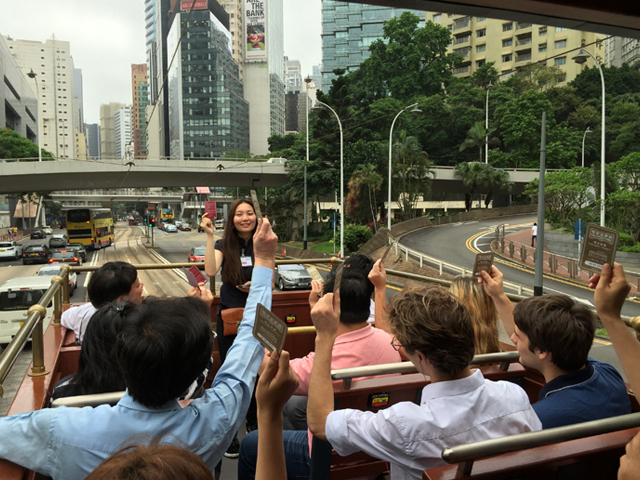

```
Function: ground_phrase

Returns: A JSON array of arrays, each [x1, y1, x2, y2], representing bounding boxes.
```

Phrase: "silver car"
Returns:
[[275, 264, 312, 291]]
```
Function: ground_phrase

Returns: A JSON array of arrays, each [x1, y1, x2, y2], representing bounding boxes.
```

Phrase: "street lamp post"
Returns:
[[311, 101, 344, 257], [485, 81, 493, 164], [303, 76, 312, 250], [388, 103, 422, 231], [573, 48, 606, 227], [26, 69, 42, 163], [581, 126, 592, 168]]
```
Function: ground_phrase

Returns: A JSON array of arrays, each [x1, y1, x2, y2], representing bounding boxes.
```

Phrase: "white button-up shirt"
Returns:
[[325, 369, 542, 480], [60, 302, 97, 343]]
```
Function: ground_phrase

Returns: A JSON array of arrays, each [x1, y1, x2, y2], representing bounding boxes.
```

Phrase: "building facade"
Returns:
[[284, 56, 302, 92], [114, 106, 132, 159], [321, 2, 424, 89], [0, 36, 38, 146], [218, 0, 246, 81], [605, 36, 640, 68], [100, 102, 127, 159], [131, 64, 149, 158], [85, 123, 101, 159], [4, 36, 78, 159], [167, 1, 249, 159], [312, 64, 322, 91], [427, 13, 605, 82]]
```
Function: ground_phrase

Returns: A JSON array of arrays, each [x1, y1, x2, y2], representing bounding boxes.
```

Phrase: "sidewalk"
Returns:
[[493, 228, 640, 296]]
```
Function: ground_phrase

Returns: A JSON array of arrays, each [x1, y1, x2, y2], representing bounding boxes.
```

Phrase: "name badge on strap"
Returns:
[[241, 256, 253, 267]]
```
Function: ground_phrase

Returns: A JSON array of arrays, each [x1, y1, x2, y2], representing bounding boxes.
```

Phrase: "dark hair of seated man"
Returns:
[[115, 296, 214, 408], [387, 285, 475, 376], [323, 258, 375, 325], [52, 302, 134, 402], [88, 261, 139, 308], [85, 439, 213, 480]]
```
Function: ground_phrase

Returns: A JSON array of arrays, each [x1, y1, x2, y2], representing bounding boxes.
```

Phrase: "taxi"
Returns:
[[188, 246, 206, 267]]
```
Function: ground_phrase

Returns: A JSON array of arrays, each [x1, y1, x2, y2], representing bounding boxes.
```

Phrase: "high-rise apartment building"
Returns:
[[131, 64, 149, 158], [75, 130, 87, 160], [321, 2, 424, 89], [85, 123, 101, 159], [427, 13, 605, 82], [606, 37, 640, 68], [312, 64, 322, 91], [244, 0, 285, 154], [73, 68, 84, 135], [218, 0, 246, 81], [284, 56, 302, 93], [100, 102, 127, 158], [0, 36, 38, 144], [114, 106, 132, 159], [167, 0, 249, 159], [3, 36, 78, 159]]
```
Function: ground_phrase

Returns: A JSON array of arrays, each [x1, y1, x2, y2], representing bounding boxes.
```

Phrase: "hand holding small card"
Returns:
[[472, 252, 494, 277], [579, 224, 619, 273], [253, 303, 287, 353], [183, 265, 207, 290]]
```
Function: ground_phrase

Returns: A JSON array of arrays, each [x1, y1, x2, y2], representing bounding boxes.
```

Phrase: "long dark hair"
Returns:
[[73, 302, 133, 395], [220, 198, 257, 285]]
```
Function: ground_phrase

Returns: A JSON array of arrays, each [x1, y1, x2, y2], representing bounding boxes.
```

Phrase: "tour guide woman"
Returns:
[[202, 198, 258, 458]]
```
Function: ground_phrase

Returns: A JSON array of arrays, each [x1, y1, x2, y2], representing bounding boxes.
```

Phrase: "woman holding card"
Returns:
[[202, 198, 258, 458]]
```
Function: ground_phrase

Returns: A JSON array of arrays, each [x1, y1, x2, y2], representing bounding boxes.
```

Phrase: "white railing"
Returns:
[[390, 237, 533, 296]]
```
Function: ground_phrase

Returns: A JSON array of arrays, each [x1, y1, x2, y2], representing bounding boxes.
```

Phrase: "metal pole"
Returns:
[[304, 77, 311, 250], [485, 82, 492, 164], [534, 112, 546, 297], [581, 127, 591, 168]]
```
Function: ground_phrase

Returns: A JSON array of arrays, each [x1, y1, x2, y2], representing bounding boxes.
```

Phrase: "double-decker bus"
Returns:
[[66, 208, 114, 250], [161, 208, 174, 221]]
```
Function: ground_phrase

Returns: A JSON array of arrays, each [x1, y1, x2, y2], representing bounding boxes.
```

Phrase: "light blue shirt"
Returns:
[[0, 266, 272, 480]]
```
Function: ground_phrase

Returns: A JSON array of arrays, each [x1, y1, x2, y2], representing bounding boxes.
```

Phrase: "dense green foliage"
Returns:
[[0, 128, 54, 160]]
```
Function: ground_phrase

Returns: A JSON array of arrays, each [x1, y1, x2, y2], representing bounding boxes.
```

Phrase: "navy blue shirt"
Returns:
[[533, 359, 631, 429], [214, 237, 254, 312]]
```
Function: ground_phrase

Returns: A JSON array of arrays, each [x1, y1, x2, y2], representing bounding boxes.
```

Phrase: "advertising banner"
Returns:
[[245, 0, 267, 60], [181, 0, 208, 11]]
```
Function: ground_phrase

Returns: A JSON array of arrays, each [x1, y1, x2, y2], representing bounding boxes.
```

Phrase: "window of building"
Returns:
[[556, 27, 566, 32], [502, 54, 513, 62], [448, 13, 453, 17], [477, 59, 486, 67], [539, 43, 547, 52], [555, 56, 566, 66], [555, 39, 567, 49], [433, 13, 442, 22], [503, 38, 513, 47], [477, 28, 486, 37], [477, 17, 486, 21], [475, 44, 485, 53], [503, 23, 513, 32], [539, 26, 547, 35]]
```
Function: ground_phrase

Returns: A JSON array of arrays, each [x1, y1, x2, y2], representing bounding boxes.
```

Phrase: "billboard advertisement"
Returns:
[[181, 0, 208, 11], [245, 0, 267, 60]]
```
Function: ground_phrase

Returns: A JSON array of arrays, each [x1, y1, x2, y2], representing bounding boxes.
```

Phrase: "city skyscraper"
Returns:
[[72, 68, 84, 135], [218, 0, 246, 81], [605, 37, 640, 67], [3, 35, 79, 159], [321, 2, 424, 89], [312, 64, 322, 91], [284, 56, 302, 93], [85, 123, 101, 159], [100, 102, 127, 158], [167, 0, 249, 159], [131, 64, 149, 158], [243, 0, 285, 154], [114, 106, 132, 159]]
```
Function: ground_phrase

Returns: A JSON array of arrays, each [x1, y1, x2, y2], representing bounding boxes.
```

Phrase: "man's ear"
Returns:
[[535, 348, 550, 363]]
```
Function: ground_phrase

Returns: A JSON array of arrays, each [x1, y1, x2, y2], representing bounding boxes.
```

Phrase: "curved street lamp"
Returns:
[[388, 103, 422, 231], [311, 101, 344, 257], [573, 48, 605, 227], [26, 69, 42, 163], [303, 76, 313, 250], [581, 126, 592, 168]]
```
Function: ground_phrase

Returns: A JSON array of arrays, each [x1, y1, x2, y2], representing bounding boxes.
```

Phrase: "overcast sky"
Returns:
[[0, 0, 322, 124]]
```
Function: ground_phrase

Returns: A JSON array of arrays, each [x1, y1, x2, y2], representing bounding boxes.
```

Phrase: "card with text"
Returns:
[[204, 201, 217, 220], [182, 266, 207, 288], [253, 303, 287, 353], [306, 265, 324, 282], [579, 224, 619, 273], [250, 190, 262, 219], [472, 252, 494, 277]]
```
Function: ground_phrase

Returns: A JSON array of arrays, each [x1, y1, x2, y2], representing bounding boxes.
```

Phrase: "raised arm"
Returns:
[[592, 263, 640, 395], [202, 213, 223, 277], [479, 266, 515, 337], [307, 291, 341, 441], [368, 259, 390, 332]]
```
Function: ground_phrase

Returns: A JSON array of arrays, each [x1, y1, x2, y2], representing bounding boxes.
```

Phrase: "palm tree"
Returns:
[[392, 131, 432, 220], [483, 168, 512, 208], [454, 162, 490, 211], [459, 121, 501, 163], [349, 164, 383, 232]]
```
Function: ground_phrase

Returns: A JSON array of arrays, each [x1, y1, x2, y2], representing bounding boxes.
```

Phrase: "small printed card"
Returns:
[[253, 303, 287, 353], [306, 265, 323, 282], [380, 244, 393, 263], [333, 264, 344, 293], [472, 252, 494, 277], [204, 201, 217, 220], [183, 265, 207, 288], [250, 190, 262, 219], [579, 224, 619, 273]]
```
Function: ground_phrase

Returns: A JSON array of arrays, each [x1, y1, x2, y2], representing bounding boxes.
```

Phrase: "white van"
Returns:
[[0, 277, 54, 345]]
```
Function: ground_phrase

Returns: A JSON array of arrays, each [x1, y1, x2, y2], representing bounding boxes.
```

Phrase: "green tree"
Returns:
[[346, 163, 383, 232], [0, 128, 54, 160], [610, 152, 640, 192], [606, 190, 640, 245], [459, 121, 500, 163], [570, 64, 640, 103], [454, 162, 490, 211], [483, 168, 512, 208], [392, 131, 431, 219], [268, 133, 298, 153], [608, 103, 640, 159]]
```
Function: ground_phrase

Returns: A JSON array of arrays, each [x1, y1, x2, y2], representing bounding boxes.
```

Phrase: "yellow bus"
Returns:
[[66, 208, 114, 250]]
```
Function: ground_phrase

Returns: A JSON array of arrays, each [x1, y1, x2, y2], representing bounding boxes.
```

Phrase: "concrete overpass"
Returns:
[[0, 159, 289, 194]]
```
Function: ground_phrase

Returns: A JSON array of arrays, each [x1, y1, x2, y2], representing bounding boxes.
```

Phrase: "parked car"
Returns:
[[188, 246, 206, 266], [275, 264, 312, 291], [214, 219, 225, 229], [49, 250, 82, 266], [42, 226, 53, 235], [37, 265, 78, 292], [49, 235, 67, 249], [165, 224, 178, 233], [0, 277, 54, 345], [30, 229, 46, 239], [0, 241, 23, 260], [65, 244, 87, 262], [22, 245, 49, 265], [178, 224, 192, 231]]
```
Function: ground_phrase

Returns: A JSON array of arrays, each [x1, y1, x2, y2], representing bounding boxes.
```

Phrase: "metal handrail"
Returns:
[[443, 412, 640, 475]]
